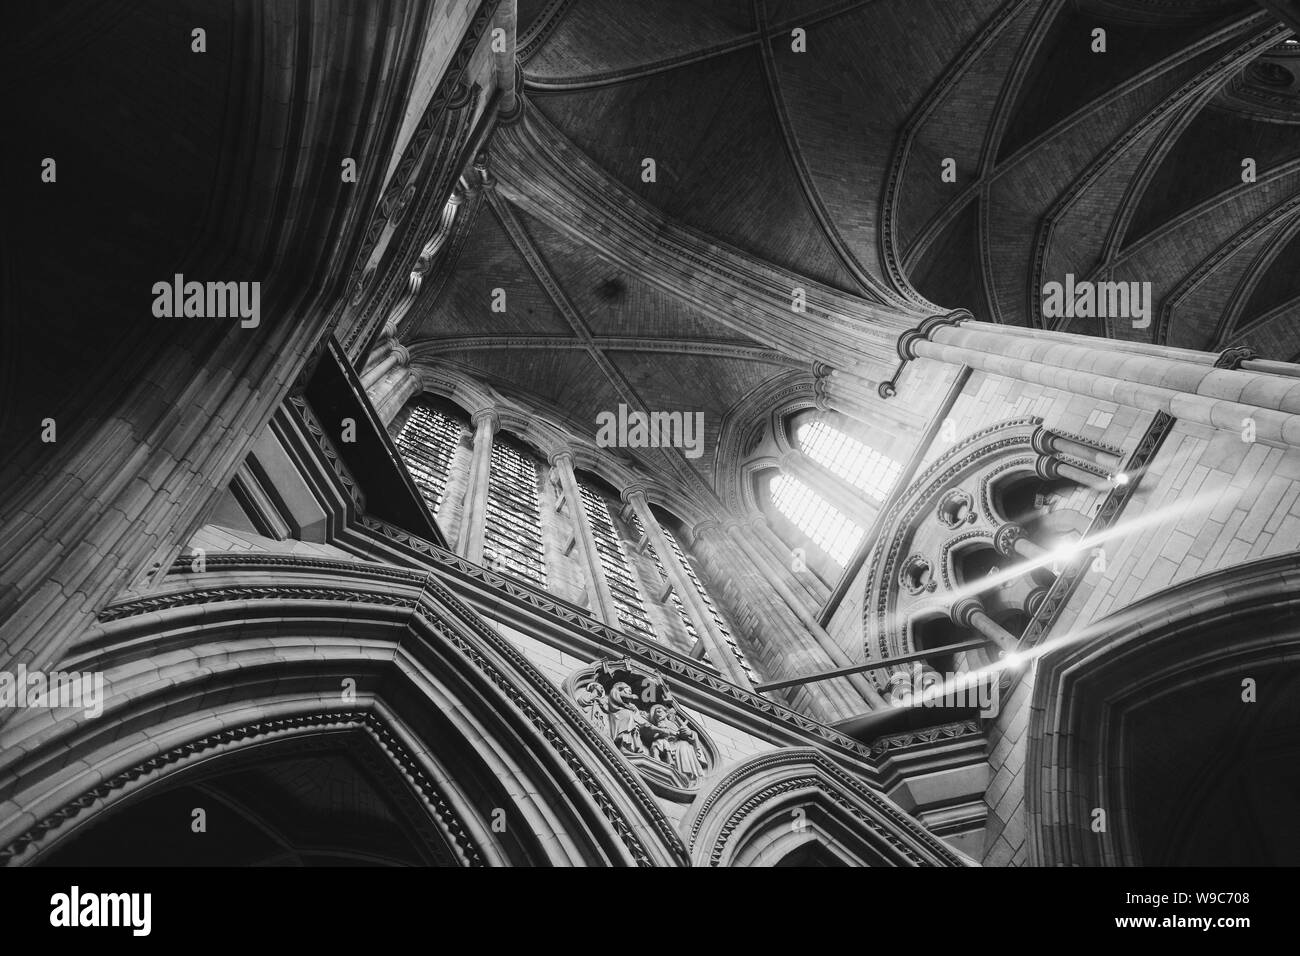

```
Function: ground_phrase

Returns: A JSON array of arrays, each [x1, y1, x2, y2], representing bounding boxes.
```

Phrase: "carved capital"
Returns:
[[620, 483, 650, 507], [993, 522, 1026, 557], [1035, 455, 1062, 481], [1030, 427, 1058, 457], [691, 519, 722, 543], [949, 597, 986, 628], [470, 407, 500, 432]]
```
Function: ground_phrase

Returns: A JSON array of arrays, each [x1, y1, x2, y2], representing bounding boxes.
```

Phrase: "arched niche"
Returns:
[[683, 750, 972, 867], [1027, 553, 1300, 866]]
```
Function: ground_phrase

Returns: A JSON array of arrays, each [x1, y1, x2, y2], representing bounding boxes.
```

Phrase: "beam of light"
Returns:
[[936, 490, 1221, 608], [857, 490, 1226, 699]]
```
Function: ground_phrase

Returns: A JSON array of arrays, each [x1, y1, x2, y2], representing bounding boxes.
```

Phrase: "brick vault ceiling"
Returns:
[[409, 0, 1300, 499]]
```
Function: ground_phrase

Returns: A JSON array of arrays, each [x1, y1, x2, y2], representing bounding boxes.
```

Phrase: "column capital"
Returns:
[[620, 484, 650, 507], [778, 449, 802, 472], [949, 596, 985, 628], [747, 512, 769, 531], [470, 407, 499, 431], [993, 522, 1027, 557], [547, 447, 575, 468], [1035, 455, 1062, 481], [691, 519, 722, 542]]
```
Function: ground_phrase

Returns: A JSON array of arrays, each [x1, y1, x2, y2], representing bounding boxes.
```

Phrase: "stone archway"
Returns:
[[0, 556, 687, 867], [1026, 552, 1300, 866]]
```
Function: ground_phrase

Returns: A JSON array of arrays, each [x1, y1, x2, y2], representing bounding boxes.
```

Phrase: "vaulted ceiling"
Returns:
[[407, 0, 1300, 512]]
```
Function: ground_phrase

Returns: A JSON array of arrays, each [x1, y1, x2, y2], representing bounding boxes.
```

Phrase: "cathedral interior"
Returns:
[[3, 0, 1300, 868]]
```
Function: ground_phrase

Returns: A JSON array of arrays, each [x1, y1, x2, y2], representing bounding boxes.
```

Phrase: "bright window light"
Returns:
[[797, 420, 901, 501], [770, 474, 863, 565]]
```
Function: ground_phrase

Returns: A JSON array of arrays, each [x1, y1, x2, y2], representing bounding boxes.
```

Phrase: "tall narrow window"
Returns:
[[394, 403, 463, 514], [579, 481, 655, 639], [484, 439, 547, 586], [663, 525, 755, 682], [798, 420, 901, 500], [771, 474, 863, 565], [628, 512, 699, 649]]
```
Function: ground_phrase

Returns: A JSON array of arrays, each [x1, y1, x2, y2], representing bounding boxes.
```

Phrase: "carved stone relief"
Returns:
[[564, 658, 718, 801]]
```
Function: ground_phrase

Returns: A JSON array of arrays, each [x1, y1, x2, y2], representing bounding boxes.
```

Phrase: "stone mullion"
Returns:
[[743, 515, 824, 615], [458, 409, 498, 561], [751, 512, 832, 603]]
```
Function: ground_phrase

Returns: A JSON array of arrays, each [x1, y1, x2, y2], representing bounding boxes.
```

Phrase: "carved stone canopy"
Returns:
[[564, 659, 718, 801]]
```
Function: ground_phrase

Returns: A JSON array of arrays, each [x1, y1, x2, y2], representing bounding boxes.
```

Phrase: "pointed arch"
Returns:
[[684, 749, 971, 867], [0, 558, 687, 867]]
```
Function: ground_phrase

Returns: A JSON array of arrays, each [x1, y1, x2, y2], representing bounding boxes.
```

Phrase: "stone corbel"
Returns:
[[1214, 346, 1257, 370], [877, 310, 971, 399]]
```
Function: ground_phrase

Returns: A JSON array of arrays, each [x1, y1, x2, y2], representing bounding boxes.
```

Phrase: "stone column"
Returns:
[[691, 523, 861, 722], [913, 321, 1300, 447], [549, 450, 618, 626], [950, 598, 1019, 654], [361, 342, 409, 390], [994, 523, 1049, 562], [1038, 456, 1114, 492], [813, 364, 927, 436], [750, 513, 831, 604], [368, 364, 422, 428], [622, 489, 752, 688], [458, 408, 498, 562], [1032, 428, 1121, 467], [725, 522, 888, 710]]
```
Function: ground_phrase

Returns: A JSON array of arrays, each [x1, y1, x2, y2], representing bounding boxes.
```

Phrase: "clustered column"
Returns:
[[724, 521, 888, 710], [747, 513, 829, 610], [912, 320, 1300, 447], [458, 408, 498, 562], [812, 363, 925, 440]]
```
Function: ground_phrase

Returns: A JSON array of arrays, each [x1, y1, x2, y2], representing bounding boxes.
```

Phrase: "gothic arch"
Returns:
[[1026, 552, 1300, 866], [0, 557, 687, 867], [683, 749, 971, 867], [861, 417, 1046, 661]]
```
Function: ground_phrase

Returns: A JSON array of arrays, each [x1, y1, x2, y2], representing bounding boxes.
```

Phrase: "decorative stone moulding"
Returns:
[[899, 554, 937, 595], [351, 264, 377, 306], [936, 488, 977, 529], [878, 310, 971, 399], [564, 658, 719, 801]]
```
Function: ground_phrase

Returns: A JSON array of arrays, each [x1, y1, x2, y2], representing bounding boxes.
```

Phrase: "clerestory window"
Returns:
[[579, 480, 656, 640], [394, 402, 464, 515], [797, 419, 901, 501], [770, 473, 863, 565], [484, 438, 547, 586]]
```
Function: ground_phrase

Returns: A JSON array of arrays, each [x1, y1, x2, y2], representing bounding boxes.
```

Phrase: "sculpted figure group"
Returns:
[[574, 678, 706, 784]]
